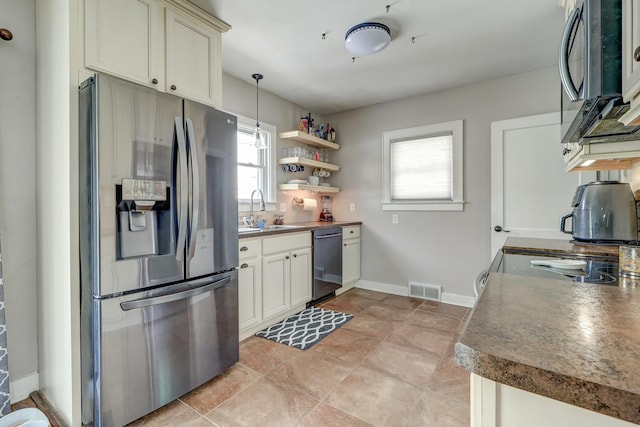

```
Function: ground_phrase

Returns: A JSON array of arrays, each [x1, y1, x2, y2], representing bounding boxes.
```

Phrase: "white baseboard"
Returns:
[[355, 279, 475, 308], [355, 280, 408, 296], [10, 372, 39, 402], [441, 293, 475, 308]]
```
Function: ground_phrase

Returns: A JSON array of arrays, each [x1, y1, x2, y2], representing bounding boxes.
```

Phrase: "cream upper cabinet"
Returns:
[[620, 0, 640, 126], [84, 0, 229, 108], [622, 0, 640, 104], [84, 0, 160, 88], [165, 9, 221, 106]]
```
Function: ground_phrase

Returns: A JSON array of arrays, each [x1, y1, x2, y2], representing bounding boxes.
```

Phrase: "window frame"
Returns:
[[382, 120, 464, 211], [235, 113, 277, 208]]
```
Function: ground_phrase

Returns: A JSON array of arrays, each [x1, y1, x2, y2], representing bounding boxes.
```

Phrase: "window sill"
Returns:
[[382, 201, 465, 212], [238, 201, 278, 212]]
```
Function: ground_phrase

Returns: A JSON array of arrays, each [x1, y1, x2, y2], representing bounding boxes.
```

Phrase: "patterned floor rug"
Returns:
[[256, 307, 353, 350]]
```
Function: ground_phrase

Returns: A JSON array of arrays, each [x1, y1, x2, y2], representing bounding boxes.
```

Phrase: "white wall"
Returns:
[[0, 0, 39, 400], [326, 67, 560, 300]]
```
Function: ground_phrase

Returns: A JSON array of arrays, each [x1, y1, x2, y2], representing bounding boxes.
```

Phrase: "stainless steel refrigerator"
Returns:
[[79, 74, 239, 427]]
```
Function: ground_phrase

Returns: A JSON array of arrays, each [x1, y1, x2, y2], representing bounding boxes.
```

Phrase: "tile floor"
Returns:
[[127, 288, 471, 427]]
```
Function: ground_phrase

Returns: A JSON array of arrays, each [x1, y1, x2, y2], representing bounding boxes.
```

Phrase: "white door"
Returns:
[[490, 113, 595, 257]]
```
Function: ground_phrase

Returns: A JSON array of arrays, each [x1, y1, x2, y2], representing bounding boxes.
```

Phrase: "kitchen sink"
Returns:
[[238, 225, 304, 233]]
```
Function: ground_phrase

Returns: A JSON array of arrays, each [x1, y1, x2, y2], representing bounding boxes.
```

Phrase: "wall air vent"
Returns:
[[408, 282, 442, 301]]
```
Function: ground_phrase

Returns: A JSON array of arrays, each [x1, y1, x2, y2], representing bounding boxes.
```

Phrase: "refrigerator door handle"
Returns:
[[174, 117, 189, 262], [185, 118, 200, 259], [119, 275, 231, 311]]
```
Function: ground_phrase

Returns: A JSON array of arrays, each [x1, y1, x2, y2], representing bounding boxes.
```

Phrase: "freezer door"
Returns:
[[80, 75, 187, 296], [184, 100, 239, 277], [94, 271, 239, 427]]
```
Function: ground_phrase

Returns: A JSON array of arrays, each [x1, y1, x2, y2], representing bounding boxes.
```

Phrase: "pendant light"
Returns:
[[252, 73, 267, 150]]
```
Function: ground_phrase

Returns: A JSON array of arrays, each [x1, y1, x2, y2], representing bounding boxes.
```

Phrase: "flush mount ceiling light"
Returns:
[[345, 22, 391, 56], [252, 73, 267, 150]]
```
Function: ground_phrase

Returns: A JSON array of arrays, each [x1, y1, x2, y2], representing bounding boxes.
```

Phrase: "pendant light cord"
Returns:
[[252, 73, 263, 130]]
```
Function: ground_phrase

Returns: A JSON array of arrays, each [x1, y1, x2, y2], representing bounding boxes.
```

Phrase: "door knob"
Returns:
[[494, 225, 510, 232]]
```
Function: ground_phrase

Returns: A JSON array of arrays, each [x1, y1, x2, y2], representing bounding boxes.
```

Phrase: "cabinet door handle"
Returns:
[[240, 263, 248, 268], [152, 78, 158, 85], [240, 246, 248, 252], [634, 45, 640, 62], [170, 84, 177, 90]]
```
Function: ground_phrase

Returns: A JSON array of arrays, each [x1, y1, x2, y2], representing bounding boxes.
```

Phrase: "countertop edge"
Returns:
[[454, 341, 640, 424], [238, 221, 362, 238]]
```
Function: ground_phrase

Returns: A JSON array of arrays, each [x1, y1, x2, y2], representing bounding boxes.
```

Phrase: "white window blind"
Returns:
[[382, 120, 464, 211], [391, 134, 453, 200]]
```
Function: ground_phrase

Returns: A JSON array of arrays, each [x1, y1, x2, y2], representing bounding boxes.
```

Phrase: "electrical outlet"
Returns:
[[350, 202, 355, 212], [280, 202, 287, 212], [392, 214, 399, 224]]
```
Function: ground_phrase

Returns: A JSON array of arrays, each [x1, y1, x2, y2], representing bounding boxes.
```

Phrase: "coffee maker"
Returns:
[[319, 195, 334, 222]]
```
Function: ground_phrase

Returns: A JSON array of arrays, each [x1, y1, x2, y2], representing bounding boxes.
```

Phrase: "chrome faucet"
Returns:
[[249, 189, 266, 227]]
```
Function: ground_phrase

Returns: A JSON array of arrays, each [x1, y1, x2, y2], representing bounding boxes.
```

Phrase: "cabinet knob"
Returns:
[[0, 28, 13, 41], [285, 255, 290, 260], [344, 243, 347, 247], [240, 263, 248, 268], [350, 230, 354, 234], [634, 46, 640, 62], [170, 84, 177, 91], [494, 225, 510, 233], [240, 246, 248, 252], [293, 254, 297, 258], [151, 78, 158, 85]]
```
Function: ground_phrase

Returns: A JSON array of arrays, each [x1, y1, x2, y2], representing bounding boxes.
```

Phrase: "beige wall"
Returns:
[[0, 0, 39, 396], [326, 67, 561, 299]]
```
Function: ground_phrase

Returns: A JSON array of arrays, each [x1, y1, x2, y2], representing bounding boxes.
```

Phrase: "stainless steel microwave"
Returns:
[[560, 0, 640, 144]]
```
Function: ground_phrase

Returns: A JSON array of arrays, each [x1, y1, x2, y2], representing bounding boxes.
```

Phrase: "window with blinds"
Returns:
[[382, 120, 464, 211]]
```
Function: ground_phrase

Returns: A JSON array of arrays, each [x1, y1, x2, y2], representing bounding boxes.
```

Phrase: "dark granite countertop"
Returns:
[[456, 237, 640, 424], [502, 237, 619, 258], [238, 221, 362, 239]]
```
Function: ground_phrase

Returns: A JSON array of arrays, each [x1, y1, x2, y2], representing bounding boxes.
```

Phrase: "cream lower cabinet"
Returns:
[[471, 373, 635, 427], [83, 0, 228, 108], [238, 239, 261, 331], [238, 232, 311, 340], [338, 225, 360, 295]]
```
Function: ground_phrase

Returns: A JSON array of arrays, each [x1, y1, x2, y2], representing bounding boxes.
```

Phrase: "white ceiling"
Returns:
[[189, 0, 566, 115]]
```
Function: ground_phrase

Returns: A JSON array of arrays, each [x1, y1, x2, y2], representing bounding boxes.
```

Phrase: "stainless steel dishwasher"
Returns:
[[312, 227, 343, 302]]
